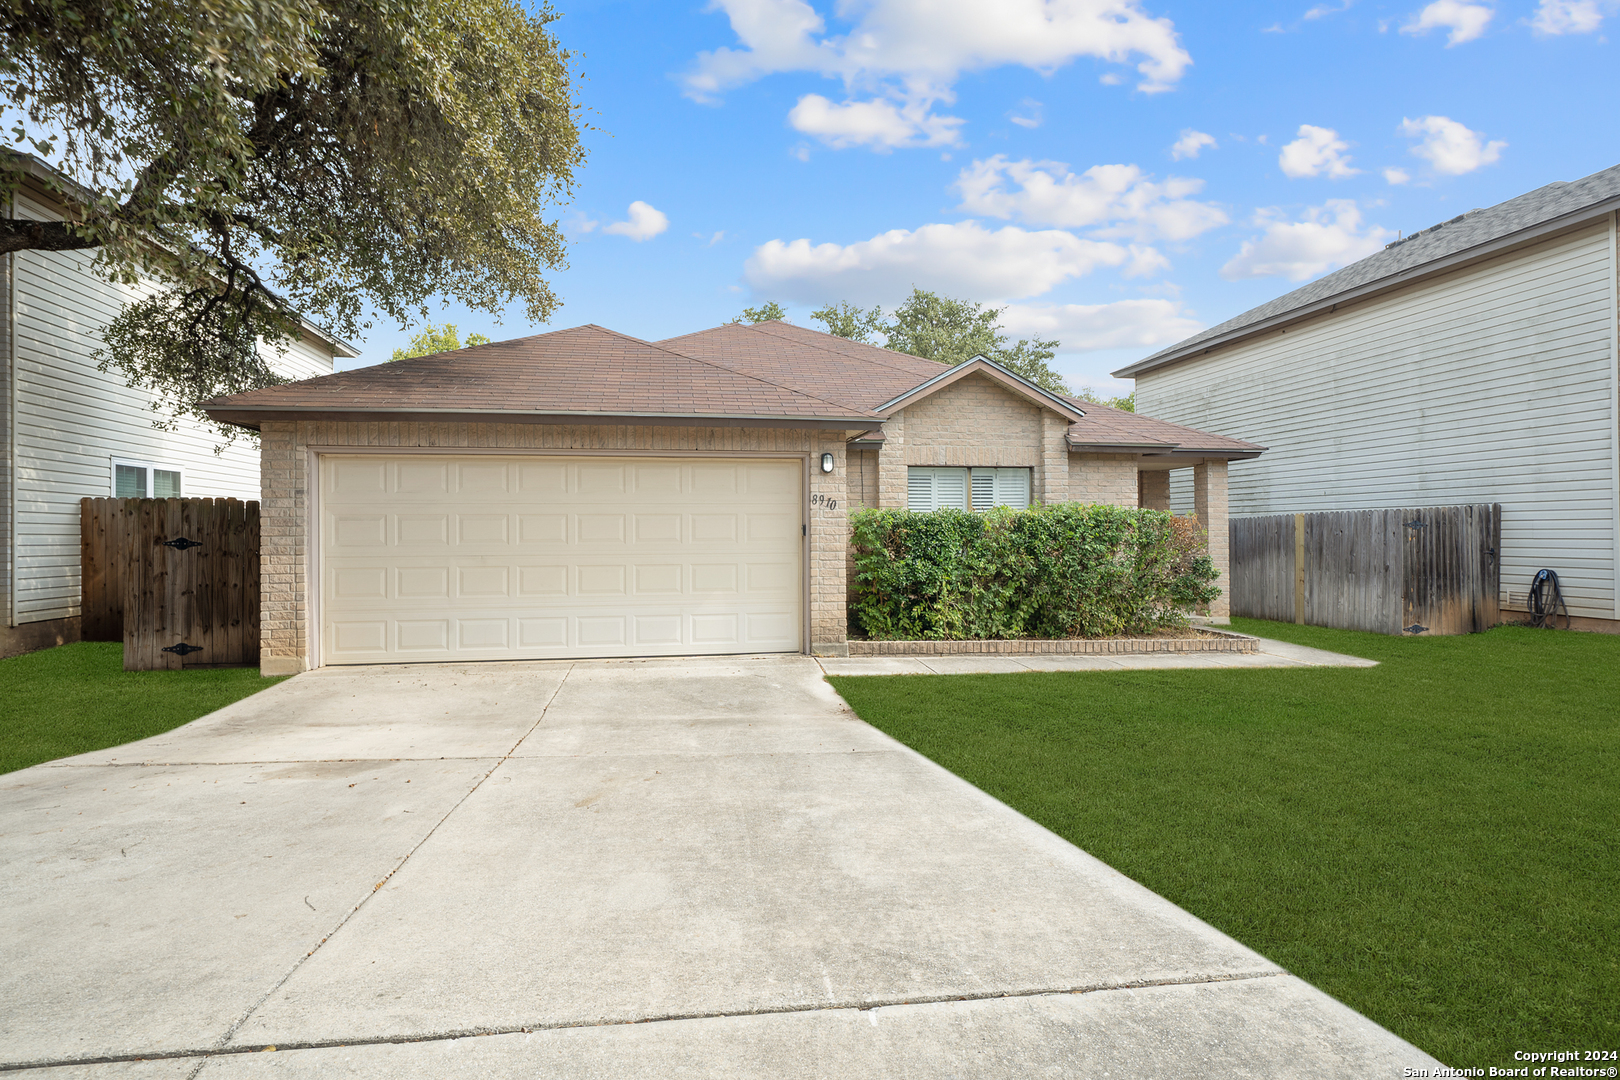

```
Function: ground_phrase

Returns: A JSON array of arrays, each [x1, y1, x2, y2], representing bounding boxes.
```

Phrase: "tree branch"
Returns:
[[0, 217, 99, 255]]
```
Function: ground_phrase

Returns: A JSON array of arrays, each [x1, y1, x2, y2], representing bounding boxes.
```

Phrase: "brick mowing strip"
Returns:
[[847, 632, 1257, 656]]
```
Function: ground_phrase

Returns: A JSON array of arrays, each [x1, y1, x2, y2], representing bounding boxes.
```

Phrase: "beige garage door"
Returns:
[[318, 455, 804, 664]]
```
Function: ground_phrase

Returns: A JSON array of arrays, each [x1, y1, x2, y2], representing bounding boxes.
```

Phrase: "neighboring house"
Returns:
[[1115, 162, 1620, 632], [0, 159, 356, 658], [203, 320, 1260, 673]]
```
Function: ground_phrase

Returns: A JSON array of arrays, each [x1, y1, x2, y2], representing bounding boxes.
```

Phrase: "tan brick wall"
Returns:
[[258, 420, 852, 671], [1193, 459, 1231, 620], [878, 373, 1073, 505], [1068, 453, 1139, 506], [1138, 470, 1171, 511]]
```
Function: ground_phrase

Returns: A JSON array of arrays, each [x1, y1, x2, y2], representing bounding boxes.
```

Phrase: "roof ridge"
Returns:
[[641, 323, 884, 418], [743, 320, 949, 379]]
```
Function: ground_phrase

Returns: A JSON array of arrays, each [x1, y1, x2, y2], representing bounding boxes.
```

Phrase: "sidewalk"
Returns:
[[819, 636, 1379, 676]]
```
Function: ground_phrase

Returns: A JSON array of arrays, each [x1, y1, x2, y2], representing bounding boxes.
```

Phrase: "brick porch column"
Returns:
[[1192, 459, 1230, 622]]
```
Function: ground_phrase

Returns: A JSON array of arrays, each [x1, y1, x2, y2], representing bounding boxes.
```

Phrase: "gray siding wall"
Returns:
[[9, 190, 334, 625], [1142, 218, 1620, 621]]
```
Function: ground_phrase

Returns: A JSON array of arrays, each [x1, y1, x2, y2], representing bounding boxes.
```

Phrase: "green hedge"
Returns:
[[848, 503, 1220, 640]]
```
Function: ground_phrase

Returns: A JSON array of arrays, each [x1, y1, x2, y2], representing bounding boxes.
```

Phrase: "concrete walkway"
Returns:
[[0, 651, 1433, 1078]]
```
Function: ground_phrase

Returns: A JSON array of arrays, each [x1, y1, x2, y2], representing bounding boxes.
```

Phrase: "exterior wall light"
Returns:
[[820, 452, 835, 473]]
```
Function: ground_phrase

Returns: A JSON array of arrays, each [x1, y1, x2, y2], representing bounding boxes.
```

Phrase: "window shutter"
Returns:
[[971, 470, 995, 511], [995, 468, 1030, 509], [934, 469, 968, 510], [908, 469, 934, 511]]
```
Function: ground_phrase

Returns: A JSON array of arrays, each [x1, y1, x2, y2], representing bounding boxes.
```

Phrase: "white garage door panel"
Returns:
[[319, 455, 804, 663]]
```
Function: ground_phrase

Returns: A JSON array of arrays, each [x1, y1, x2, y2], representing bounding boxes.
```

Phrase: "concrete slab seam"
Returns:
[[174, 663, 578, 1080], [0, 969, 1289, 1073]]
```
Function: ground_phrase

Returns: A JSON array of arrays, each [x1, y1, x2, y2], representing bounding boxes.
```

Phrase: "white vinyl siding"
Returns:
[[1140, 219, 1619, 620], [7, 189, 335, 624], [909, 466, 1031, 512]]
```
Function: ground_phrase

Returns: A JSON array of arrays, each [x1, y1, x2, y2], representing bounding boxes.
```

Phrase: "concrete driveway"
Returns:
[[1, 656, 1440, 1078]]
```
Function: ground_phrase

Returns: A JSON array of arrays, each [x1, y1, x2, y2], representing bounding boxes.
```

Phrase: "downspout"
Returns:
[[1609, 209, 1620, 619]]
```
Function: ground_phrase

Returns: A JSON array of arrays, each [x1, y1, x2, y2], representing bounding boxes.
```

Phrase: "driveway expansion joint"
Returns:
[[0, 968, 1289, 1073]]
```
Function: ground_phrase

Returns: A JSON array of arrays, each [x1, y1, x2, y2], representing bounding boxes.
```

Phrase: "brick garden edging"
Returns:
[[847, 629, 1257, 657]]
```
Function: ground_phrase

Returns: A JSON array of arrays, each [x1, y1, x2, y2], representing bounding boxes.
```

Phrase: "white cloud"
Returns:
[[1383, 166, 1412, 184], [1278, 125, 1360, 179], [744, 220, 1136, 304], [1530, 0, 1611, 33], [1304, 0, 1354, 17], [603, 201, 670, 241], [1401, 0, 1494, 44], [1010, 98, 1043, 129], [1170, 129, 1216, 160], [999, 299, 1204, 352], [1221, 200, 1394, 281], [686, 0, 1192, 151], [788, 93, 963, 149], [954, 157, 1228, 241], [1398, 115, 1506, 175]]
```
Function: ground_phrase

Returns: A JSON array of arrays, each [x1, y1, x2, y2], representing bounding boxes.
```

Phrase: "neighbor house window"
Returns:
[[907, 467, 1031, 512], [112, 458, 183, 498]]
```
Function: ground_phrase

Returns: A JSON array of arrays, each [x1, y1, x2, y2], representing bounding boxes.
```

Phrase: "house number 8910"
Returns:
[[810, 493, 838, 511]]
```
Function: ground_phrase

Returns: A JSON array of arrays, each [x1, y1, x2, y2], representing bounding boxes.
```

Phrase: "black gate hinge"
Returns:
[[162, 642, 204, 656], [163, 537, 203, 550], [1404, 623, 1428, 635]]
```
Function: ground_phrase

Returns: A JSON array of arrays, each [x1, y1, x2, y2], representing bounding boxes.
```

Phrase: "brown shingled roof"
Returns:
[[656, 320, 944, 413], [204, 324, 880, 429], [202, 319, 1262, 457]]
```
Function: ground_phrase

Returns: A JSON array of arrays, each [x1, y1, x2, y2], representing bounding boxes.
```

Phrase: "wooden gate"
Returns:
[[80, 497, 260, 669], [1229, 503, 1501, 635]]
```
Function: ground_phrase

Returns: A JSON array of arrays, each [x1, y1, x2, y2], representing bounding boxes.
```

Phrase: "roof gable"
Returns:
[[873, 355, 1086, 422]]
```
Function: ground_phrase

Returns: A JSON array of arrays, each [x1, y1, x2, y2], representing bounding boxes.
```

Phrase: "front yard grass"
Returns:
[[827, 620, 1618, 1069], [0, 642, 283, 775]]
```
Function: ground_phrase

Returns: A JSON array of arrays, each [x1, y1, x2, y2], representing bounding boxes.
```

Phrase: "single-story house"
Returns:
[[0, 156, 355, 658], [1116, 161, 1620, 633], [203, 320, 1262, 673]]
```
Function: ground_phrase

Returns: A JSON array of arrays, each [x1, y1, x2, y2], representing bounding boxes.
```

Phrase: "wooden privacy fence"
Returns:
[[1229, 504, 1501, 635], [81, 498, 260, 669]]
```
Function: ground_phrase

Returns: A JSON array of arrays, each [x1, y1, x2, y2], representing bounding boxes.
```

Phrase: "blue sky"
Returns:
[[343, 0, 1620, 396]]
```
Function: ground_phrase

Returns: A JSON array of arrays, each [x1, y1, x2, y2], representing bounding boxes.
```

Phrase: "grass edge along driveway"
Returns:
[[1, 642, 284, 775], [827, 620, 1618, 1071]]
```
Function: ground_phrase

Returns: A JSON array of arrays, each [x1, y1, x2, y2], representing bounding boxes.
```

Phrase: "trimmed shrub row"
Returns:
[[848, 503, 1220, 641]]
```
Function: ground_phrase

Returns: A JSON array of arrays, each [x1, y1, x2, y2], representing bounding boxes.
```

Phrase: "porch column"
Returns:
[[876, 412, 908, 509], [1192, 459, 1230, 622], [1138, 469, 1171, 511]]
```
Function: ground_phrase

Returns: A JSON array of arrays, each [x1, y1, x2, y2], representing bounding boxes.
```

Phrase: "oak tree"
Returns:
[[2, 0, 584, 433]]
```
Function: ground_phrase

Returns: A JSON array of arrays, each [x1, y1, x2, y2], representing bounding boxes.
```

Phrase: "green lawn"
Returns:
[[0, 642, 283, 775], [828, 620, 1618, 1070]]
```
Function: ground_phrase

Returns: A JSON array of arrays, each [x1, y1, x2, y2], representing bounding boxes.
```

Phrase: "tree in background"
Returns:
[[731, 301, 787, 324], [807, 300, 887, 344], [1, 0, 584, 434], [810, 288, 1069, 395], [389, 325, 492, 362]]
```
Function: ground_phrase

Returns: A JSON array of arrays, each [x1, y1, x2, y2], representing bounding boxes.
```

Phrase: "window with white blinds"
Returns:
[[908, 467, 1030, 512]]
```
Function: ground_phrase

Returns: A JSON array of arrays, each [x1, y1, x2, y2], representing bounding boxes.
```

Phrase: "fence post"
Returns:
[[1294, 512, 1306, 624]]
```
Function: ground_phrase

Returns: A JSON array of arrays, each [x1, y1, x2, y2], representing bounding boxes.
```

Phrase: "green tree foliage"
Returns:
[[807, 300, 887, 344], [2, 0, 584, 433], [848, 504, 1219, 640], [731, 301, 787, 324], [389, 324, 492, 362], [1072, 387, 1137, 412], [810, 288, 1069, 395]]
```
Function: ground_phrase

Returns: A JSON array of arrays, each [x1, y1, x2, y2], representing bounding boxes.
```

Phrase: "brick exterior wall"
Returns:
[[258, 420, 852, 673], [1068, 453, 1139, 506]]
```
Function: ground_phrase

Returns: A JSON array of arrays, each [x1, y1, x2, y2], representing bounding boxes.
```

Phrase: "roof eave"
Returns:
[[202, 405, 880, 433], [1112, 192, 1620, 379]]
